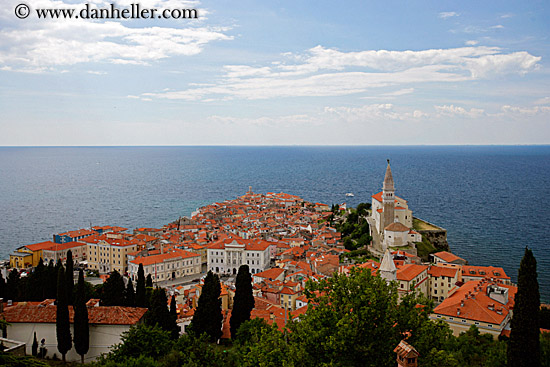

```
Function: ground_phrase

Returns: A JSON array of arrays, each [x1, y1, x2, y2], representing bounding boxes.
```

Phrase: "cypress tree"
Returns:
[[124, 278, 135, 307], [101, 270, 125, 306], [65, 250, 74, 305], [47, 260, 57, 299], [145, 288, 178, 338], [191, 271, 223, 342], [146, 274, 153, 288], [35, 258, 46, 301], [170, 295, 179, 339], [6, 269, 20, 301], [135, 263, 146, 307], [32, 332, 38, 356], [0, 271, 5, 299], [56, 265, 72, 361], [508, 247, 541, 367], [74, 269, 89, 364], [230, 265, 255, 339]]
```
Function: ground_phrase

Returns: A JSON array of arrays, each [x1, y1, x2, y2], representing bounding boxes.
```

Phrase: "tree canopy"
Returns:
[[230, 265, 255, 339], [190, 271, 223, 342], [508, 247, 541, 367], [56, 265, 72, 361]]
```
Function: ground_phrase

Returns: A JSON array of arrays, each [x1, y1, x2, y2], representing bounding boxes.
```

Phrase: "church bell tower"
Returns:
[[382, 159, 395, 232]]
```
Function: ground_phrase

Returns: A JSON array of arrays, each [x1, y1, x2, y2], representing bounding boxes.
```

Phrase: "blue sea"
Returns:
[[0, 146, 548, 301]]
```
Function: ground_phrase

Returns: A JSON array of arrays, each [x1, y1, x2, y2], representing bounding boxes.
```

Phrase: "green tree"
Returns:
[[508, 247, 541, 367], [32, 331, 38, 356], [46, 260, 58, 299], [135, 264, 147, 307], [169, 295, 179, 339], [101, 270, 126, 306], [165, 333, 234, 367], [230, 265, 255, 339], [287, 267, 401, 367], [124, 278, 135, 307], [234, 318, 290, 367], [190, 271, 223, 342], [74, 269, 89, 364], [56, 265, 72, 361], [0, 270, 5, 299], [145, 288, 178, 339], [146, 274, 153, 288], [100, 323, 173, 363], [6, 269, 21, 301], [65, 250, 74, 305]]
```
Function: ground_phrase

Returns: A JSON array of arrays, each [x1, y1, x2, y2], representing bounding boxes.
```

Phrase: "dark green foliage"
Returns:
[[0, 352, 49, 367], [508, 247, 541, 367], [191, 271, 223, 342], [540, 307, 550, 330], [55, 265, 72, 361], [101, 270, 126, 306], [0, 271, 5, 299], [145, 288, 178, 338], [32, 332, 38, 356], [230, 265, 255, 339], [135, 264, 147, 307], [124, 278, 135, 307], [166, 333, 235, 367], [146, 274, 153, 288], [65, 250, 74, 305], [74, 269, 89, 363], [100, 323, 174, 363], [233, 318, 289, 367], [6, 269, 21, 301], [445, 325, 507, 367], [334, 204, 372, 251], [46, 260, 58, 299], [541, 332, 550, 367], [287, 267, 401, 367], [170, 295, 179, 339]]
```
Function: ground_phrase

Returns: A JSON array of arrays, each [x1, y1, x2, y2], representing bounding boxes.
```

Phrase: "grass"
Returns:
[[412, 218, 440, 231], [415, 237, 438, 261]]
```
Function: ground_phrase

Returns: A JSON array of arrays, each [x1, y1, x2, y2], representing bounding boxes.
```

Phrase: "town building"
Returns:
[[128, 249, 201, 283], [10, 241, 58, 268], [0, 299, 147, 362], [81, 235, 137, 274], [53, 228, 97, 244], [431, 279, 517, 338], [207, 238, 271, 275], [369, 161, 419, 251], [41, 241, 86, 265]]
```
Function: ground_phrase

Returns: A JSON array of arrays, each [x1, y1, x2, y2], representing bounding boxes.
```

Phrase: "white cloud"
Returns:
[[533, 97, 550, 105], [434, 104, 485, 118], [500, 105, 550, 116], [465, 40, 479, 46], [137, 45, 540, 101], [382, 88, 415, 96], [439, 12, 459, 19], [0, 0, 231, 72]]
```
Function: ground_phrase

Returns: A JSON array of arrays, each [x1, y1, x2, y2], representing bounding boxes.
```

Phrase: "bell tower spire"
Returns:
[[382, 159, 396, 231]]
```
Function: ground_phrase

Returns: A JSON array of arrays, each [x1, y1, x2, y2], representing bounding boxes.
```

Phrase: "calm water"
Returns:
[[0, 146, 548, 301]]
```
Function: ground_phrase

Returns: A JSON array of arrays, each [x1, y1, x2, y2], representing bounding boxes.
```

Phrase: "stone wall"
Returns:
[[413, 217, 450, 252]]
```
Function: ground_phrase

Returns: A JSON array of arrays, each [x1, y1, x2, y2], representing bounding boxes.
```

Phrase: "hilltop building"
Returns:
[[369, 160, 421, 252]]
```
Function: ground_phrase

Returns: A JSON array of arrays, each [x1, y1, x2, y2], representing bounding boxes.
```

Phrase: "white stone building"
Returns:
[[207, 238, 271, 275]]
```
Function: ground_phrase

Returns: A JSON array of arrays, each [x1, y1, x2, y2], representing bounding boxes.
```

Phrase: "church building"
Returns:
[[370, 160, 421, 250]]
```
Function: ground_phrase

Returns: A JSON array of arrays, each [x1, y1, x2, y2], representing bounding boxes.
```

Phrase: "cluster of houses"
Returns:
[[1, 165, 522, 361]]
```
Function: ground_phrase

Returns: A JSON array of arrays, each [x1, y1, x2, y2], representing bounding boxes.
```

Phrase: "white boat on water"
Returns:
[[345, 193, 354, 197]]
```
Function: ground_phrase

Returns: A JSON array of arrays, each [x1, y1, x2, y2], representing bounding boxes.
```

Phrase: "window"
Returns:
[[461, 319, 466, 323]]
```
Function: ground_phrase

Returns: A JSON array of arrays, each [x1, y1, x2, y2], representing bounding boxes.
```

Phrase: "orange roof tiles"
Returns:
[[2, 303, 147, 325], [397, 264, 427, 282]]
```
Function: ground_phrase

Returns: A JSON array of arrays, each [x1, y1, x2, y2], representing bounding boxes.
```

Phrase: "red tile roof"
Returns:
[[2, 302, 147, 325]]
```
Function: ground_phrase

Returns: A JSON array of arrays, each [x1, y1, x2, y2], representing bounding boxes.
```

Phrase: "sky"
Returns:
[[0, 0, 549, 145]]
